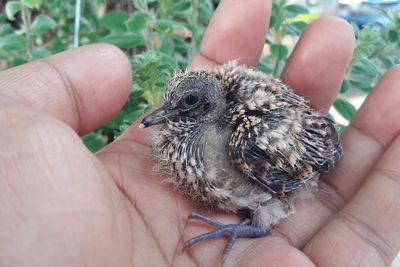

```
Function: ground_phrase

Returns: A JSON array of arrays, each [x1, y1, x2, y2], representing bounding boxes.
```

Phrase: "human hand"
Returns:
[[1, 0, 399, 266]]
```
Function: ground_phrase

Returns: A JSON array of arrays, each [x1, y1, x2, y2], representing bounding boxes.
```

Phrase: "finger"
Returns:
[[231, 239, 315, 267], [281, 17, 355, 113], [189, 0, 271, 69], [304, 135, 400, 266], [323, 65, 400, 202], [273, 65, 400, 248], [0, 44, 132, 135]]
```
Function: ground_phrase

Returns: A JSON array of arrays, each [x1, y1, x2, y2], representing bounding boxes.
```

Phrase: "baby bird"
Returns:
[[139, 61, 342, 261]]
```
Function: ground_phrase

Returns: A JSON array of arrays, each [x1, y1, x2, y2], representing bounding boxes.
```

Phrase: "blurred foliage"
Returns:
[[1, 0, 399, 152], [260, 0, 400, 131]]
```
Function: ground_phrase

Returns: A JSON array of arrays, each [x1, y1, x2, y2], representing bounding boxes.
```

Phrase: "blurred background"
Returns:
[[288, 0, 400, 131], [0, 1, 399, 264]]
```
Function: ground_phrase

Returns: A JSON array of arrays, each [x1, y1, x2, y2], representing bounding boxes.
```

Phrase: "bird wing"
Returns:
[[227, 92, 341, 196], [212, 61, 341, 196]]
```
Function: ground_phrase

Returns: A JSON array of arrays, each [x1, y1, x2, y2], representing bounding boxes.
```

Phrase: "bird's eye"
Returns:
[[185, 94, 199, 106]]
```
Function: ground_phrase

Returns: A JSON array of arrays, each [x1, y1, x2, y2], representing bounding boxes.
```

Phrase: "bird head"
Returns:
[[140, 70, 225, 128]]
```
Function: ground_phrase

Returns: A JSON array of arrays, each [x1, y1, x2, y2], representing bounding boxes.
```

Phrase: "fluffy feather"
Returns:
[[142, 61, 342, 229]]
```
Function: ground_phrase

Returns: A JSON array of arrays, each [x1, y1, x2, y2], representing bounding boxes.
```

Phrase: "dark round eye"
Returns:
[[185, 94, 199, 106]]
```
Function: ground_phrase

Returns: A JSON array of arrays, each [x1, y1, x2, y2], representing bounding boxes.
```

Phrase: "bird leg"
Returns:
[[184, 212, 269, 261]]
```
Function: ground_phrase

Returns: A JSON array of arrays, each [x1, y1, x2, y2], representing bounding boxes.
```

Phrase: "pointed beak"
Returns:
[[139, 104, 178, 129]]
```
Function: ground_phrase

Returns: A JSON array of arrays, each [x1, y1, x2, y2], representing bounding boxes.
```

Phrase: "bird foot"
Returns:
[[184, 212, 269, 261]]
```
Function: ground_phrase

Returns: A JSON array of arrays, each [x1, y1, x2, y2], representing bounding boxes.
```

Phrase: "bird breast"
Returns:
[[155, 122, 273, 213], [200, 125, 273, 211]]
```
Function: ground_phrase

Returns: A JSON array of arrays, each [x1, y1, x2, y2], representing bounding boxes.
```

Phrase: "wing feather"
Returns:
[[227, 89, 341, 196], [214, 61, 342, 196]]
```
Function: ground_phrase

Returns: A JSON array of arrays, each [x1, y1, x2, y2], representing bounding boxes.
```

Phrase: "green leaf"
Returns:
[[198, 5, 213, 22], [348, 74, 373, 92], [173, 1, 191, 13], [290, 21, 307, 34], [100, 32, 145, 48], [0, 34, 27, 51], [131, 89, 144, 99], [124, 110, 146, 123], [269, 16, 277, 29], [360, 58, 380, 76], [388, 29, 398, 42], [172, 35, 190, 53], [283, 4, 309, 15], [333, 98, 356, 121], [270, 44, 288, 60], [340, 79, 349, 94], [379, 55, 394, 69], [282, 22, 307, 36], [104, 111, 125, 129], [31, 15, 57, 36], [272, 3, 281, 15], [257, 55, 275, 74], [0, 24, 15, 36], [159, 53, 179, 71], [5, 1, 22, 20], [132, 0, 148, 13], [32, 47, 52, 59], [100, 11, 129, 32], [81, 133, 107, 153], [152, 32, 174, 54], [352, 58, 380, 76], [9, 57, 28, 67], [0, 14, 7, 23], [21, 0, 41, 9], [273, 58, 286, 77], [125, 12, 147, 32], [155, 19, 176, 32]]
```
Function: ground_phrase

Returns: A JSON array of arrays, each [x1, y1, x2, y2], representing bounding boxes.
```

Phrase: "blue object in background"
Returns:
[[337, 0, 400, 26]]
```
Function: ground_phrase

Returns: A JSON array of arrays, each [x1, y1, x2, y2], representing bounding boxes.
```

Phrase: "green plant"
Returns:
[[1, 0, 215, 151], [334, 14, 400, 126], [260, 1, 400, 131], [1, 0, 399, 152], [258, 0, 309, 77], [1, 0, 57, 65], [84, 0, 215, 151]]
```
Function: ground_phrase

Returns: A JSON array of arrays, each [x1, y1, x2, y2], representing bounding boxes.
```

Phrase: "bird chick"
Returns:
[[139, 61, 342, 261]]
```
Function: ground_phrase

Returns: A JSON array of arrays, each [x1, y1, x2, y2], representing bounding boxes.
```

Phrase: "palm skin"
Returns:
[[1, 0, 400, 266]]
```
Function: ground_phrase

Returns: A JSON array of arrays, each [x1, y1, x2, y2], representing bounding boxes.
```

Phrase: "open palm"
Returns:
[[1, 1, 399, 266]]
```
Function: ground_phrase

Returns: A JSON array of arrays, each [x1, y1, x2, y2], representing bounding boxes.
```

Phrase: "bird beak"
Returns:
[[139, 104, 178, 129]]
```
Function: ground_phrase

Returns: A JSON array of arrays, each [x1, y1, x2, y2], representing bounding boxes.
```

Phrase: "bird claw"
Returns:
[[185, 212, 269, 261]]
